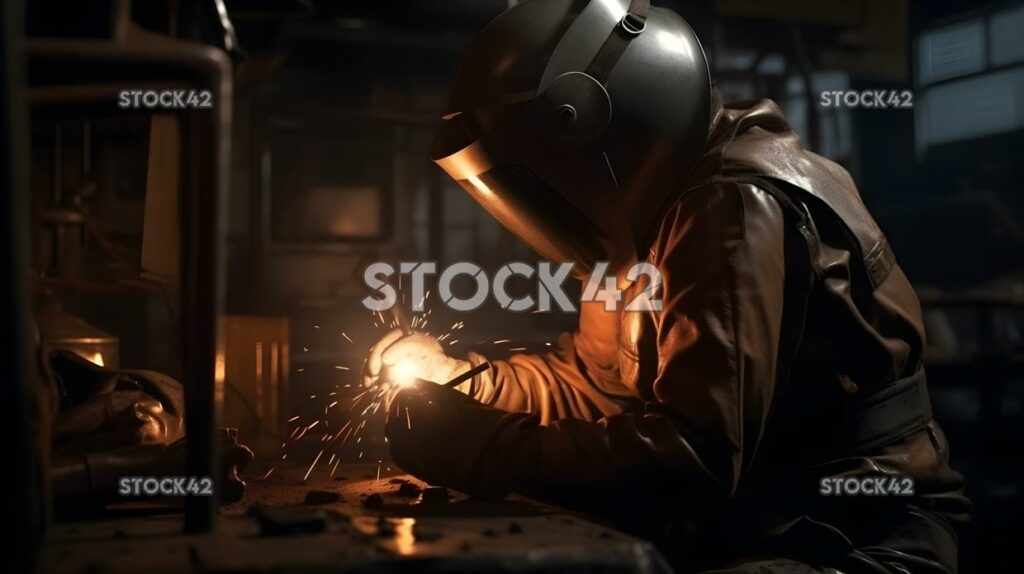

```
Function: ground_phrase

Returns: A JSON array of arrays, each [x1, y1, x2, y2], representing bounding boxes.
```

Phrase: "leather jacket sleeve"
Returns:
[[465, 299, 636, 425], [412, 181, 791, 506]]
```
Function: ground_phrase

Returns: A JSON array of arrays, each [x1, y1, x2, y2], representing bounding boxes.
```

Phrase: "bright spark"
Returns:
[[390, 360, 420, 388], [304, 449, 324, 480]]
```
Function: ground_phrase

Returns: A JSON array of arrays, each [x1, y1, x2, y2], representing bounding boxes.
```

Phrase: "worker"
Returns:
[[365, 0, 969, 572]]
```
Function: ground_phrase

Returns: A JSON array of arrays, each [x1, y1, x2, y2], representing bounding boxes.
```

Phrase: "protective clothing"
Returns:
[[430, 0, 710, 275], [363, 329, 471, 389], [388, 0, 968, 571], [387, 380, 531, 499], [388, 97, 969, 573], [49, 349, 185, 455]]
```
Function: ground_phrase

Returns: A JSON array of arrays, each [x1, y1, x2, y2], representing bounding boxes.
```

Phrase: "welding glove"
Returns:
[[364, 328, 471, 387], [49, 349, 186, 455], [386, 379, 539, 498]]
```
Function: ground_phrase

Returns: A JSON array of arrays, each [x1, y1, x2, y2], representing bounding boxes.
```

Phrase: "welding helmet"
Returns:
[[431, 0, 711, 276]]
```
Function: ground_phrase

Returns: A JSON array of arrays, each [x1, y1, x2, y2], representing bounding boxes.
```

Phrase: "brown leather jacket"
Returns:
[[461, 99, 969, 573]]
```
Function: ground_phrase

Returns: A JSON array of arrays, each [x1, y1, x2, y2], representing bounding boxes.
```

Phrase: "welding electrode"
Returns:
[[390, 306, 412, 335], [443, 362, 490, 388]]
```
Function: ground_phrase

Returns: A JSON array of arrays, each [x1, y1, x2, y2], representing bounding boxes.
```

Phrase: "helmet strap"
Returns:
[[584, 0, 651, 85]]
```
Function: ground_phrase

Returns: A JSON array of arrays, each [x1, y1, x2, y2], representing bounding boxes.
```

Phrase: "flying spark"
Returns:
[[284, 297, 491, 485], [304, 449, 324, 480]]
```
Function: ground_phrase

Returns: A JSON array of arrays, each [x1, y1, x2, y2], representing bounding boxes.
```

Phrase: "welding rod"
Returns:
[[390, 305, 412, 335], [443, 361, 491, 388]]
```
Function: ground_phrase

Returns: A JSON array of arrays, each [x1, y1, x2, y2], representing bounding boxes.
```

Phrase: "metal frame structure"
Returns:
[[25, 37, 232, 534], [1, 0, 43, 568]]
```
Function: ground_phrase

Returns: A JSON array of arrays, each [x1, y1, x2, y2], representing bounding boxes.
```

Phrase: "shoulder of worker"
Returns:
[[652, 97, 887, 260], [687, 97, 862, 202], [646, 175, 787, 277]]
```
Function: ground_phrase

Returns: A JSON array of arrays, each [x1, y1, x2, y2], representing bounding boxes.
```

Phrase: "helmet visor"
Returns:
[[432, 99, 633, 274], [453, 163, 607, 272]]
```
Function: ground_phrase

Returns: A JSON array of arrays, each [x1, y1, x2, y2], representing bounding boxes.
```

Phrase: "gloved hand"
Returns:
[[363, 329, 471, 388], [386, 379, 539, 498], [48, 349, 186, 456]]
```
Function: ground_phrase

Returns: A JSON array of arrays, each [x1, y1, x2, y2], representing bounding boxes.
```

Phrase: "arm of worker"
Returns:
[[387, 182, 788, 509], [463, 299, 635, 424], [365, 297, 635, 425]]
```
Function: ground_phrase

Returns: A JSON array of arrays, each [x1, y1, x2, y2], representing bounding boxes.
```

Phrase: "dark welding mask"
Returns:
[[431, 0, 711, 277]]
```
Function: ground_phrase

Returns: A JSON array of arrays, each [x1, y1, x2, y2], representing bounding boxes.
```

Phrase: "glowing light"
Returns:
[[394, 518, 417, 556], [353, 517, 418, 556], [74, 351, 105, 367], [466, 174, 492, 196], [391, 360, 420, 388]]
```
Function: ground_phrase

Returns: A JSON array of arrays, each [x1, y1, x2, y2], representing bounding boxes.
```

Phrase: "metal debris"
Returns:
[[417, 486, 451, 505], [304, 490, 342, 505], [397, 483, 422, 497]]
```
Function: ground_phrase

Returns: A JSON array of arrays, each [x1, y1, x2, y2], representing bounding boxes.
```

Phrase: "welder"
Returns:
[[365, 1, 969, 572]]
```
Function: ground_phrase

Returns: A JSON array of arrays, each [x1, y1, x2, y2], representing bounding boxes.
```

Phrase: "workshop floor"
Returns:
[[41, 463, 670, 573]]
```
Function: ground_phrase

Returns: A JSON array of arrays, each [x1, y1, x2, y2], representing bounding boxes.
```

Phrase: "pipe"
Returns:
[[1, 0, 44, 568]]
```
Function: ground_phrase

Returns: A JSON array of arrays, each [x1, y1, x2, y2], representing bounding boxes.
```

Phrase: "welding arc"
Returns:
[[442, 361, 491, 388]]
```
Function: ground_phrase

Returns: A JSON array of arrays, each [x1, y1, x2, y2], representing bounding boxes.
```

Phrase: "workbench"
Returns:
[[41, 463, 672, 573]]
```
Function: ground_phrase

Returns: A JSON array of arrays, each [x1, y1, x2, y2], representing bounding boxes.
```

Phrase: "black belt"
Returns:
[[845, 369, 933, 453]]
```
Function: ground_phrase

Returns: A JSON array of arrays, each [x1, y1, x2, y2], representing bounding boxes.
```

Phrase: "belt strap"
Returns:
[[845, 369, 933, 453]]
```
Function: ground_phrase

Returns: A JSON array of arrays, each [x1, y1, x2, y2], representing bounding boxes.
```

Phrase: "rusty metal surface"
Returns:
[[42, 463, 671, 573]]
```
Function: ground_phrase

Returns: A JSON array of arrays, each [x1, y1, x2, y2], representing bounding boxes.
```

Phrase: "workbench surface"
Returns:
[[42, 463, 671, 573]]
